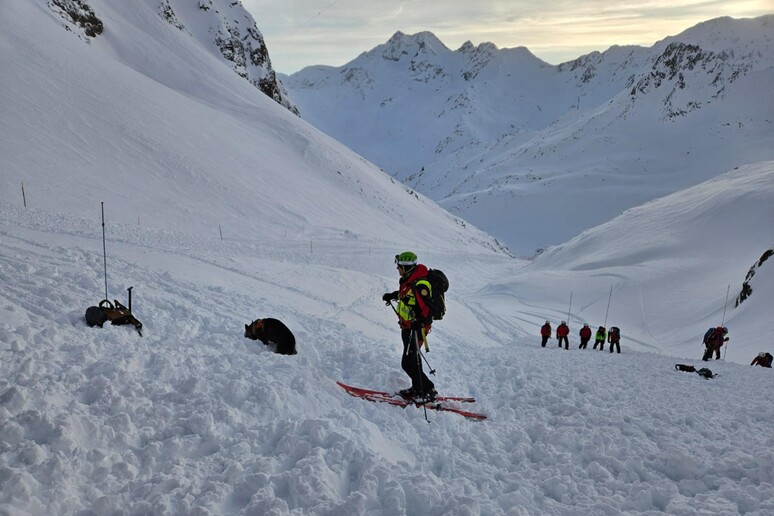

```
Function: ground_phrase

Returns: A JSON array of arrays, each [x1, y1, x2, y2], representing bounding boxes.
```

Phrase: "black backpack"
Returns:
[[703, 328, 717, 344], [424, 269, 448, 321], [696, 368, 716, 379]]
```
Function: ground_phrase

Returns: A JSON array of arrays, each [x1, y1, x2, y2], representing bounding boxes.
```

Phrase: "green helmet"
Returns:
[[395, 251, 417, 266]]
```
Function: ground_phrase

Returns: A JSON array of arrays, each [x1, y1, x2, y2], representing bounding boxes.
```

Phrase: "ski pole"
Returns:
[[101, 202, 109, 301], [419, 348, 436, 375], [720, 284, 730, 327], [567, 291, 573, 325], [603, 285, 613, 327], [412, 329, 430, 422], [721, 284, 730, 359]]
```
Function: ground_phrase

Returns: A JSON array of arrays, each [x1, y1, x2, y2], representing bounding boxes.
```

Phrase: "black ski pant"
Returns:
[[579, 338, 590, 349], [593, 339, 605, 350], [541, 336, 550, 347], [401, 329, 434, 394], [702, 344, 720, 361], [557, 336, 568, 349], [609, 341, 620, 353]]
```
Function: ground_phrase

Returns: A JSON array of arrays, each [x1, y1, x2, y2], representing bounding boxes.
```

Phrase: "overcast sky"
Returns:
[[242, 0, 771, 74]]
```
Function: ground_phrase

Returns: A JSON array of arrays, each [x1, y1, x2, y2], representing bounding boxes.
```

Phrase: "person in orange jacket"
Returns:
[[578, 323, 592, 349], [540, 321, 552, 347], [556, 321, 569, 350]]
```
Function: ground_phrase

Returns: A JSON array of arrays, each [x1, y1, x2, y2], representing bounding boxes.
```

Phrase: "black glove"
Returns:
[[382, 292, 398, 303]]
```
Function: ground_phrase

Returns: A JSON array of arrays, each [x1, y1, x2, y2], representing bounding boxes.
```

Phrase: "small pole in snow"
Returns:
[[721, 284, 731, 359], [101, 202, 109, 301], [720, 284, 730, 327], [603, 285, 613, 327], [566, 292, 573, 324], [219, 224, 223, 240], [21, 181, 27, 208]]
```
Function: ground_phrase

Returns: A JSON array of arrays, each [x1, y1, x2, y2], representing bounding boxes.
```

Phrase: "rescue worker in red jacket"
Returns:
[[382, 251, 436, 401], [540, 321, 552, 347], [701, 327, 728, 361], [578, 323, 592, 349], [556, 321, 570, 349]]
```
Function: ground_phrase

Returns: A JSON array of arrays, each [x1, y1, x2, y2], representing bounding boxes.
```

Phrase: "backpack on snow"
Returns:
[[424, 269, 448, 321], [675, 364, 717, 379], [85, 298, 143, 336], [696, 368, 716, 379]]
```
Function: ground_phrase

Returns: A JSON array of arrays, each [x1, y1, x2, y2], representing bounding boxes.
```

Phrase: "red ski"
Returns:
[[337, 381, 487, 420]]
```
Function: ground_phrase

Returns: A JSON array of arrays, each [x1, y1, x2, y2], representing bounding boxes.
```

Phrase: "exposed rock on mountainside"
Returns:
[[47, 0, 296, 114], [736, 248, 774, 306], [49, 0, 103, 38], [630, 42, 753, 118], [159, 0, 298, 115]]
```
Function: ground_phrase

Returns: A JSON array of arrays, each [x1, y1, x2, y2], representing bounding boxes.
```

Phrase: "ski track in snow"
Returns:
[[1, 208, 773, 515]]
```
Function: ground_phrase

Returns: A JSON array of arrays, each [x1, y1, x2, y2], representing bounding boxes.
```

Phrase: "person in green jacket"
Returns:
[[593, 326, 606, 351]]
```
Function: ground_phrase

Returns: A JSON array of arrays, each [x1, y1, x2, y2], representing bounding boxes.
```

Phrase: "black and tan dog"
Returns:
[[244, 318, 297, 355]]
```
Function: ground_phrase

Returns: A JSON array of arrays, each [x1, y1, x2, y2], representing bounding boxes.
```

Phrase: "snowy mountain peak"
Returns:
[[285, 15, 774, 254], [458, 40, 499, 54], [661, 14, 774, 57], [383, 30, 449, 61]]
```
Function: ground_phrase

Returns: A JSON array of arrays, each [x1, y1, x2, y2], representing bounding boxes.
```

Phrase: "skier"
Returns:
[[556, 321, 570, 349], [593, 326, 606, 350], [702, 326, 728, 361], [382, 251, 436, 401], [578, 323, 592, 349], [540, 321, 552, 347]]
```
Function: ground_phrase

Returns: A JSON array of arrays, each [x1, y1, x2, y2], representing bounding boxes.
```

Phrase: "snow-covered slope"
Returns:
[[284, 16, 774, 254], [0, 0, 504, 255], [4, 186, 774, 514], [519, 161, 774, 360]]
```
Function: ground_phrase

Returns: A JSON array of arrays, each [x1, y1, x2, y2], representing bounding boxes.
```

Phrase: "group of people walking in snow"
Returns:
[[540, 321, 621, 353], [537, 319, 772, 369]]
